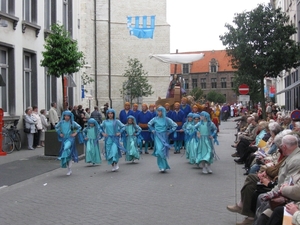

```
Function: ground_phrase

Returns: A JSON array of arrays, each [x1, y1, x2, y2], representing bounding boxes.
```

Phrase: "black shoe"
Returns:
[[231, 145, 237, 148], [234, 159, 244, 164], [231, 152, 239, 157], [145, 152, 149, 154]]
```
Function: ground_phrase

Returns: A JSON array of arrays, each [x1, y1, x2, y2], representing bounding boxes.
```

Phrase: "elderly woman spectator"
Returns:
[[32, 106, 43, 148], [24, 108, 37, 150], [234, 121, 269, 165], [40, 109, 49, 147]]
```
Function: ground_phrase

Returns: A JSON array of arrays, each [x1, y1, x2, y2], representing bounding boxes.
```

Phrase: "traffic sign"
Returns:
[[239, 84, 249, 95], [238, 95, 250, 102]]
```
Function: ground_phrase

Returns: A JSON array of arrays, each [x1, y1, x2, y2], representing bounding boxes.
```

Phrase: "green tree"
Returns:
[[41, 23, 85, 109], [121, 58, 154, 105], [220, 4, 300, 118], [189, 87, 204, 101], [206, 90, 226, 103]]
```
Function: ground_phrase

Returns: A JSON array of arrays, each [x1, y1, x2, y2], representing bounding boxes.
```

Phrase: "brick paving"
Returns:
[[0, 120, 246, 225]]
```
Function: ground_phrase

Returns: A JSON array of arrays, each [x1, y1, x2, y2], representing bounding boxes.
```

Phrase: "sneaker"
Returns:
[[226, 204, 242, 214], [207, 165, 213, 174], [111, 165, 116, 172], [160, 169, 165, 172], [236, 217, 254, 225], [202, 167, 208, 174], [66, 169, 72, 176], [115, 164, 119, 171], [199, 161, 205, 169]]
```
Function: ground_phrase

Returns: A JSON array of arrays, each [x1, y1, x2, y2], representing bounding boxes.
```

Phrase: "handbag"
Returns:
[[269, 196, 286, 210], [24, 127, 31, 134]]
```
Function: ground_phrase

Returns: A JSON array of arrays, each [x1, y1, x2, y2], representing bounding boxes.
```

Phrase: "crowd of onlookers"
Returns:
[[226, 104, 300, 225], [23, 102, 109, 150]]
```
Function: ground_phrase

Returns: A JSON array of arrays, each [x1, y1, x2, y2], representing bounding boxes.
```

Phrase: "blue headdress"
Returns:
[[106, 108, 116, 120], [187, 113, 194, 118], [86, 118, 100, 129], [193, 113, 200, 119], [127, 115, 137, 125], [200, 111, 212, 123], [156, 106, 166, 118], [61, 110, 75, 123]]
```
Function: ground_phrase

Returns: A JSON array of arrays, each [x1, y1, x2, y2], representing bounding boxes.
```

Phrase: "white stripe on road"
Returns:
[[0, 185, 8, 190]]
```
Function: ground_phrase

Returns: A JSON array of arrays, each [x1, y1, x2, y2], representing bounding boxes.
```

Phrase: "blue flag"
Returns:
[[127, 15, 156, 39]]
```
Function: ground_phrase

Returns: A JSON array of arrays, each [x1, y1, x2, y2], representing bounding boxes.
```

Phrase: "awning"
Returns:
[[276, 80, 300, 95], [149, 53, 205, 64]]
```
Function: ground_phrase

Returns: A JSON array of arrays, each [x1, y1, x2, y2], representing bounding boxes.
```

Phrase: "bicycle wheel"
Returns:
[[2, 133, 14, 154], [13, 132, 22, 150]]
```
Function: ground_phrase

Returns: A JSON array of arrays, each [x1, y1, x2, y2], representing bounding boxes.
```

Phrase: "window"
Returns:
[[184, 78, 189, 90], [211, 78, 217, 88], [231, 77, 234, 88], [45, 68, 57, 110], [192, 78, 197, 88], [0, 0, 14, 14], [221, 77, 227, 88], [23, 51, 37, 109], [200, 78, 206, 89], [209, 58, 218, 73], [211, 65, 217, 73], [24, 54, 32, 108], [44, 0, 57, 30], [63, 0, 73, 36], [182, 64, 189, 74], [23, 0, 37, 23], [0, 47, 8, 112]]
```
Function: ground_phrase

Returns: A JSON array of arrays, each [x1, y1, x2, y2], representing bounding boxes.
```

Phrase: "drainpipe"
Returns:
[[108, 0, 112, 108], [94, 0, 99, 106]]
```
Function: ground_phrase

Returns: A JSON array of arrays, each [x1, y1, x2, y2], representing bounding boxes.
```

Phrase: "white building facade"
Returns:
[[272, 0, 300, 110], [80, 0, 170, 113], [0, 0, 83, 120]]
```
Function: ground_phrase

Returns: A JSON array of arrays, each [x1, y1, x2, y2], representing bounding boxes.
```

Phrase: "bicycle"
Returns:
[[6, 120, 22, 150], [1, 127, 15, 154]]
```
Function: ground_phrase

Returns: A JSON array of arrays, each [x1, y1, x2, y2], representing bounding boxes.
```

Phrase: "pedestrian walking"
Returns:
[[148, 106, 177, 172]]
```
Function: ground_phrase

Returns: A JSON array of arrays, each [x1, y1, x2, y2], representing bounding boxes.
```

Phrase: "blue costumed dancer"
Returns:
[[170, 102, 185, 154], [132, 103, 141, 121], [101, 109, 125, 172], [123, 116, 142, 162], [165, 103, 173, 118], [195, 111, 218, 174], [83, 118, 103, 165], [55, 110, 81, 175], [148, 106, 177, 172], [183, 113, 198, 164], [119, 102, 134, 124], [137, 104, 153, 154]]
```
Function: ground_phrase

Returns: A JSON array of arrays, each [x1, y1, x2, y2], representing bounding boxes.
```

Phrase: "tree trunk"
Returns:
[[260, 77, 266, 119], [62, 75, 66, 111]]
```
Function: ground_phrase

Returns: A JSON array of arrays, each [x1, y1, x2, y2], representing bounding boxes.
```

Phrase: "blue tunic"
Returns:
[[180, 104, 192, 119], [119, 109, 134, 124], [170, 110, 185, 141], [123, 124, 141, 161], [83, 125, 103, 164], [166, 110, 173, 118], [101, 119, 125, 165], [195, 121, 217, 164], [55, 120, 81, 168], [132, 110, 141, 121], [137, 111, 152, 142], [148, 116, 177, 170], [182, 121, 198, 164]]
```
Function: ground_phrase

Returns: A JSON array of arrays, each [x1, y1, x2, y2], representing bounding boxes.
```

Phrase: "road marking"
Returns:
[[0, 185, 8, 190], [19, 158, 29, 161]]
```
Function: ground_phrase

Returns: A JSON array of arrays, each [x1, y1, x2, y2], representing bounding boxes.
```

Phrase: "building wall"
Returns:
[[0, 0, 82, 118], [80, 0, 170, 113]]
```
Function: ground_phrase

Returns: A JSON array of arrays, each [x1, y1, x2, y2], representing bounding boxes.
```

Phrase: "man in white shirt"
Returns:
[[49, 102, 59, 130]]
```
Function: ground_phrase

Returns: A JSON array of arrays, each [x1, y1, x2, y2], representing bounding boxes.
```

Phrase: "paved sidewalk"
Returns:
[[0, 120, 246, 225]]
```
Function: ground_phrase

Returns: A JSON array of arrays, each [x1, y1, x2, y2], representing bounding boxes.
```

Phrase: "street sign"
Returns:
[[239, 84, 249, 95], [238, 95, 250, 102]]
